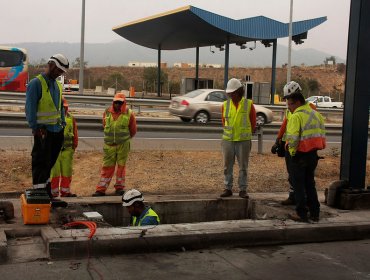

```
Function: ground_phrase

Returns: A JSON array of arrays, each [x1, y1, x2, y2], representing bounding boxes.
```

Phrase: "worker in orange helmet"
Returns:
[[93, 92, 137, 196], [50, 97, 78, 197]]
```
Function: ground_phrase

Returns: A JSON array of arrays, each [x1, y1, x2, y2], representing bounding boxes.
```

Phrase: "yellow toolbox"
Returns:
[[20, 193, 51, 225]]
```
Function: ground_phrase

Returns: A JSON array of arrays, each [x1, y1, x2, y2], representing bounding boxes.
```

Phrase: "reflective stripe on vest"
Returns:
[[104, 109, 131, 145], [132, 208, 160, 226], [63, 113, 74, 148], [36, 74, 62, 125], [286, 103, 326, 154], [222, 97, 252, 141]]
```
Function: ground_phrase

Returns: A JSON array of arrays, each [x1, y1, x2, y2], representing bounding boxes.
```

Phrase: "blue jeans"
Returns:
[[290, 151, 320, 218], [222, 140, 251, 191]]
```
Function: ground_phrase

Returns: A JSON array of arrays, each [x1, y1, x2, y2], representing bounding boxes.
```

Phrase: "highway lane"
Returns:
[[0, 127, 346, 142]]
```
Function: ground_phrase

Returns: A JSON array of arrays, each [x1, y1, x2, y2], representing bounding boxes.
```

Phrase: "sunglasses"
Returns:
[[114, 101, 124, 105]]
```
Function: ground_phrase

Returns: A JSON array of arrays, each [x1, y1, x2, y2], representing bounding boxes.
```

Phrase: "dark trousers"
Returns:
[[290, 151, 320, 219], [285, 150, 295, 201], [31, 130, 64, 187]]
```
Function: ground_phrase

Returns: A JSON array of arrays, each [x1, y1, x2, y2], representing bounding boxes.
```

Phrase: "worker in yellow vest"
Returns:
[[220, 78, 256, 198], [285, 81, 326, 222], [93, 92, 137, 196], [272, 81, 317, 206], [122, 189, 160, 226], [25, 54, 69, 199], [50, 97, 78, 197]]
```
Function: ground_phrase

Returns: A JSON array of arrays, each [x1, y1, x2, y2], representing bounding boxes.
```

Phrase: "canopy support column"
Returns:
[[157, 45, 161, 97], [195, 46, 199, 89], [270, 39, 277, 104], [340, 0, 370, 189], [224, 37, 230, 89]]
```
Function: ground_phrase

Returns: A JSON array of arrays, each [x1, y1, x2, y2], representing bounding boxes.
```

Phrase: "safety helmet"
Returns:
[[62, 96, 68, 108], [48, 54, 69, 72], [122, 189, 144, 207], [283, 81, 302, 99], [226, 78, 243, 93], [113, 92, 126, 102]]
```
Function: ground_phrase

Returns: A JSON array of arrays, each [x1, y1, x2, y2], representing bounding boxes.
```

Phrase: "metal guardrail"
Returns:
[[0, 112, 348, 136], [0, 91, 344, 114]]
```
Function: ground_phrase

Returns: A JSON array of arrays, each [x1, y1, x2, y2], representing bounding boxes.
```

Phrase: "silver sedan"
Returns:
[[169, 89, 273, 125]]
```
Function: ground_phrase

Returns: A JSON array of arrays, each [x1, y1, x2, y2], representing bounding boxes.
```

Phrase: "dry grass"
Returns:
[[1, 150, 367, 197]]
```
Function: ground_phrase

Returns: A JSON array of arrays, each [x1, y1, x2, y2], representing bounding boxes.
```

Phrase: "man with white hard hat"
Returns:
[[122, 189, 160, 226], [284, 81, 326, 222], [26, 53, 70, 202], [220, 78, 256, 198], [272, 81, 317, 206]]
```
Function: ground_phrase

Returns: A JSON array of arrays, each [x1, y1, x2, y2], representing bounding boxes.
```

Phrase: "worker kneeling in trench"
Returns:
[[122, 189, 160, 226]]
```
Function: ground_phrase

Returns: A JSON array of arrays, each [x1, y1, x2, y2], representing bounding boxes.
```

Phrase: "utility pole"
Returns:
[[287, 0, 293, 83], [79, 0, 85, 95]]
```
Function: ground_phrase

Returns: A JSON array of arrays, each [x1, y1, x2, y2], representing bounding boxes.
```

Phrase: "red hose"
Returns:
[[64, 221, 97, 239]]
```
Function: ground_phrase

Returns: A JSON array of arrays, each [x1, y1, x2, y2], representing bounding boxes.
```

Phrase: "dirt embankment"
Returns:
[[1, 150, 366, 197], [30, 65, 344, 98]]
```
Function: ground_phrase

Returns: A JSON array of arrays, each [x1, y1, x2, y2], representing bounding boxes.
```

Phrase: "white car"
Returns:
[[169, 89, 273, 125]]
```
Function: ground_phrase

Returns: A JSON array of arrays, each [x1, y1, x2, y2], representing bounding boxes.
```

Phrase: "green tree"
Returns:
[[143, 67, 168, 94], [106, 72, 128, 90], [72, 57, 88, 68]]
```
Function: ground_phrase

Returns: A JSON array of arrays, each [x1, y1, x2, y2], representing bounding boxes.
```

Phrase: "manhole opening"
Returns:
[[55, 198, 254, 227]]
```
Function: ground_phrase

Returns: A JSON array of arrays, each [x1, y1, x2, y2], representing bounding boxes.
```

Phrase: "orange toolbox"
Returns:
[[20, 190, 51, 225]]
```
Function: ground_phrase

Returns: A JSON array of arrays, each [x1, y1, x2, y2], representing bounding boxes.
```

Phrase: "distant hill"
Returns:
[[7, 40, 345, 67]]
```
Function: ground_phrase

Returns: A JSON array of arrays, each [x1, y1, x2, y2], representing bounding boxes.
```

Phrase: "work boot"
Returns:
[[115, 189, 125, 196], [281, 197, 295, 205], [310, 216, 320, 222], [239, 191, 249, 199], [61, 193, 77, 197], [92, 191, 105, 197], [220, 189, 232, 197], [288, 212, 309, 223]]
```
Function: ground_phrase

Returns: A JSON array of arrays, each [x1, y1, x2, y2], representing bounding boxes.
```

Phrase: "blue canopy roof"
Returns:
[[113, 6, 327, 50]]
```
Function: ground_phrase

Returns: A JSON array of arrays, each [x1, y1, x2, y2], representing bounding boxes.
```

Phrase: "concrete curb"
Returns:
[[45, 213, 370, 259]]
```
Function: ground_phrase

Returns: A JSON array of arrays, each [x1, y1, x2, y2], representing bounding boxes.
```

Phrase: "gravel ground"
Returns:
[[1, 150, 363, 197]]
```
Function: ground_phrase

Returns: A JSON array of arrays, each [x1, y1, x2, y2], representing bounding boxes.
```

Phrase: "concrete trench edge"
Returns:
[[44, 221, 370, 260]]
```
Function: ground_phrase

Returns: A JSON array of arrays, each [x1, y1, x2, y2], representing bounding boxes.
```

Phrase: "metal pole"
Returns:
[[79, 0, 85, 95], [271, 39, 277, 104], [195, 46, 199, 89], [224, 37, 230, 89], [287, 0, 293, 83], [257, 126, 263, 154], [157, 45, 161, 97]]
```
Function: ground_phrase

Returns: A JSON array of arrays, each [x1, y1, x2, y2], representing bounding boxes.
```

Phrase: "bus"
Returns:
[[0, 46, 28, 92]]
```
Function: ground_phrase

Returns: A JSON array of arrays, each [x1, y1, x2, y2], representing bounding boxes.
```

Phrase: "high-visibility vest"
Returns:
[[222, 97, 252, 141], [131, 208, 160, 226], [282, 103, 316, 141], [63, 113, 74, 149], [36, 74, 62, 125], [286, 102, 326, 156], [104, 109, 131, 145]]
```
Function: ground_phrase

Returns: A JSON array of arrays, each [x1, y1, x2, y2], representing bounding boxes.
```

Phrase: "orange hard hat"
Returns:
[[113, 92, 126, 102], [62, 97, 69, 107]]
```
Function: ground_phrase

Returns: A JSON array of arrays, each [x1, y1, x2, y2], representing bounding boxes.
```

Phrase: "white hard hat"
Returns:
[[226, 78, 243, 93], [122, 189, 144, 206], [48, 54, 69, 72], [283, 81, 302, 99]]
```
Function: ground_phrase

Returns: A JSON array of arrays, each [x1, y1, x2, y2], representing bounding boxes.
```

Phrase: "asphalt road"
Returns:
[[0, 127, 346, 142], [1, 240, 369, 279]]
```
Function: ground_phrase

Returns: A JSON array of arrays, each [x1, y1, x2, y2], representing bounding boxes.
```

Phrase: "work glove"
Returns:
[[271, 138, 280, 154]]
